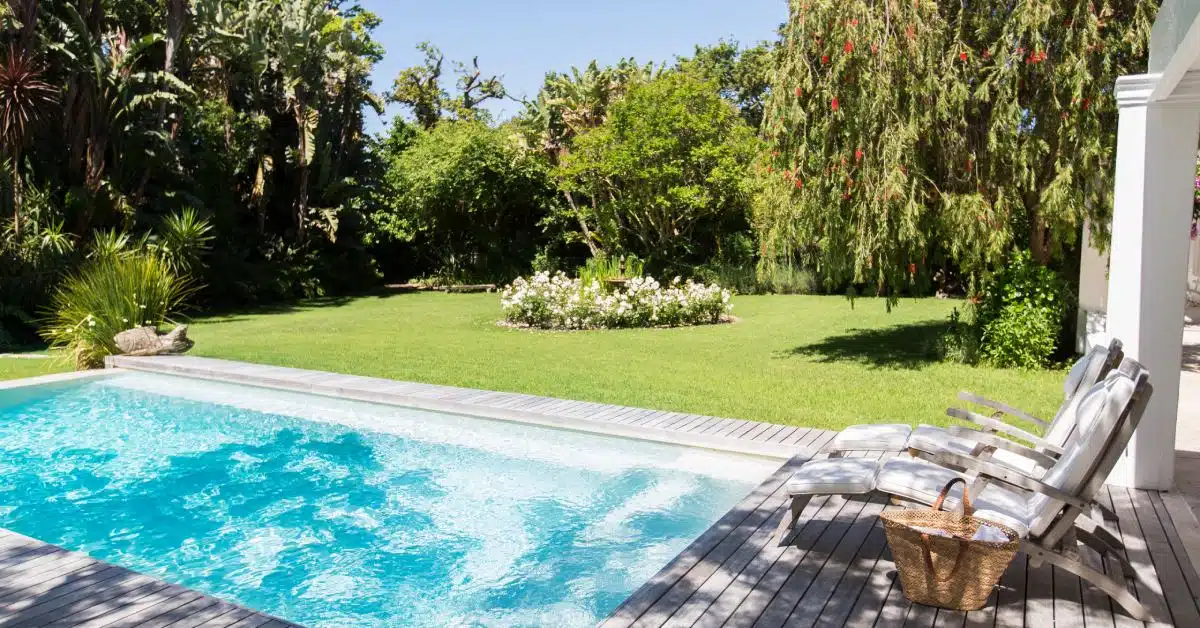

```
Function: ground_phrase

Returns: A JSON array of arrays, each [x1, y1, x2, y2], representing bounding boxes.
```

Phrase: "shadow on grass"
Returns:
[[193, 289, 415, 325], [781, 320, 949, 369]]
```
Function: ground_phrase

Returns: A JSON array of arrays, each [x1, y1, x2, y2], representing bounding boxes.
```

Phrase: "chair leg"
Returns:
[[1022, 540, 1153, 622], [774, 494, 813, 546], [1074, 526, 1134, 574]]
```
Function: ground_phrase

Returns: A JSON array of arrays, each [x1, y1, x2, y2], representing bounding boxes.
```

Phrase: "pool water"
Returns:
[[0, 373, 774, 627]]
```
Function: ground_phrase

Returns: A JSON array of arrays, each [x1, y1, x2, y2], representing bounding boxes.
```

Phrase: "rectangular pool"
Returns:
[[0, 371, 776, 627]]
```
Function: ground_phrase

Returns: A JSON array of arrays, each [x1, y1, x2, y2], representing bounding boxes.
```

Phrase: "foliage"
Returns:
[[371, 120, 558, 282], [980, 302, 1059, 369], [754, 0, 1157, 300], [577, 254, 645, 284], [557, 71, 760, 272], [386, 42, 506, 129], [41, 254, 196, 369], [501, 271, 731, 330], [0, 0, 388, 338], [149, 208, 216, 274], [940, 250, 1072, 368], [676, 40, 775, 130]]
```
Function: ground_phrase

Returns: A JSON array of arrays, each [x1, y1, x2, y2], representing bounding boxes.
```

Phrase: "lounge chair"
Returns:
[[819, 339, 1123, 473], [776, 358, 1154, 619]]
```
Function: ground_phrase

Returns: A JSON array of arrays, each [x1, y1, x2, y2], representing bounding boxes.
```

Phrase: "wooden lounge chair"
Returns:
[[776, 358, 1154, 620], [819, 339, 1123, 472]]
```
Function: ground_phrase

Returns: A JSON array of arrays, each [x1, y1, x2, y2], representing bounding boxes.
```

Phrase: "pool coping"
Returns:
[[102, 355, 832, 461]]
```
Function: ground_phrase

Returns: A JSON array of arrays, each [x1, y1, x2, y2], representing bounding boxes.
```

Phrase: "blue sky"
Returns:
[[357, 0, 787, 134]]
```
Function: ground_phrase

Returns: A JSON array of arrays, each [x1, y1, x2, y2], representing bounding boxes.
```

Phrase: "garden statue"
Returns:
[[114, 325, 194, 356]]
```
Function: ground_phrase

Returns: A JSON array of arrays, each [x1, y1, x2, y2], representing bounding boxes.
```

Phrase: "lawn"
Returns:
[[0, 358, 70, 381], [155, 292, 1064, 431]]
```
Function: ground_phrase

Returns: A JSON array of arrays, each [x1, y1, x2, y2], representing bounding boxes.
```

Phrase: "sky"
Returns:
[[356, 0, 788, 134]]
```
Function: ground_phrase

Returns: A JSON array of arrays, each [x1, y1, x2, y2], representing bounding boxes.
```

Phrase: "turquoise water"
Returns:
[[0, 373, 772, 627]]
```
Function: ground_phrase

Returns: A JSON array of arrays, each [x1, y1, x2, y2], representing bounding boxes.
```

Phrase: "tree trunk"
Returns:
[[563, 190, 599, 257], [1028, 213, 1052, 264]]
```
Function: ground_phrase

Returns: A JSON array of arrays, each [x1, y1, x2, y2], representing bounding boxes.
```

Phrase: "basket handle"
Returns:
[[922, 477, 974, 584], [930, 477, 973, 516], [919, 534, 972, 584]]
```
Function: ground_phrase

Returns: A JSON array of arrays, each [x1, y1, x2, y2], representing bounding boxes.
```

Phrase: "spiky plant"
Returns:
[[41, 254, 196, 369], [0, 46, 57, 234]]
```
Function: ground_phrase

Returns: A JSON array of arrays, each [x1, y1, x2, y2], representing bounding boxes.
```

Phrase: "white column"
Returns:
[[1106, 72, 1200, 490], [1076, 219, 1110, 353]]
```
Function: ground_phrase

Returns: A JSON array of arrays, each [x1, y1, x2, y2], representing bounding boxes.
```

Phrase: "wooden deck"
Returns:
[[0, 529, 297, 627], [601, 452, 1200, 627], [4, 355, 1195, 626]]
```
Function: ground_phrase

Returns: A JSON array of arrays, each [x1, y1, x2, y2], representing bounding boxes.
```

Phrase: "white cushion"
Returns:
[[875, 457, 963, 505], [972, 508, 1031, 538], [876, 458, 1037, 536], [824, 424, 912, 452], [909, 425, 1043, 475], [786, 458, 880, 495], [909, 425, 983, 457]]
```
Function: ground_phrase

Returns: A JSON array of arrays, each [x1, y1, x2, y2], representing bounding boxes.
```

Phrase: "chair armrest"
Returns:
[[946, 408, 1065, 456], [957, 391, 1050, 429], [940, 426, 1058, 470], [909, 446, 1090, 511]]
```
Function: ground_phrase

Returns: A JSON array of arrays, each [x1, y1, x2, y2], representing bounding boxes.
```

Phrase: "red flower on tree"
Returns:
[[831, 97, 839, 111], [870, 43, 879, 54], [959, 51, 968, 61], [821, 54, 830, 64], [794, 178, 803, 189], [855, 148, 864, 162], [908, 263, 917, 274], [794, 86, 802, 97], [844, 40, 854, 54]]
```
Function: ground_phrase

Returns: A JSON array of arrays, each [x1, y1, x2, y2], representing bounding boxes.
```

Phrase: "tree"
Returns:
[[753, 0, 1156, 298], [373, 120, 557, 281], [385, 42, 505, 130], [677, 39, 775, 130], [515, 59, 658, 255], [557, 71, 760, 271]]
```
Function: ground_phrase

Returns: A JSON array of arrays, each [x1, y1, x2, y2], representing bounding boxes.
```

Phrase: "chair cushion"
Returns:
[[786, 458, 880, 495], [909, 425, 1042, 475], [972, 509, 1031, 538], [824, 424, 912, 452], [875, 457, 963, 505], [908, 425, 983, 457], [877, 458, 1036, 536]]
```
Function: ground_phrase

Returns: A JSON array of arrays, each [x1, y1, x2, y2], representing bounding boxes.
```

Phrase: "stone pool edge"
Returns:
[[104, 355, 828, 461]]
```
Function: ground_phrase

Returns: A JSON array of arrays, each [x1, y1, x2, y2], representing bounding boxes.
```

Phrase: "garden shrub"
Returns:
[[968, 250, 1072, 369], [41, 254, 197, 369], [980, 302, 1059, 369], [501, 272, 731, 330]]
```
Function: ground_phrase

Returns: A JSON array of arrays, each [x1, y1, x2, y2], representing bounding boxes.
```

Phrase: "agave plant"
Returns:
[[0, 46, 58, 234]]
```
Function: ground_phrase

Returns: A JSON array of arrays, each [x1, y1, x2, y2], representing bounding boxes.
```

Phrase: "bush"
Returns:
[[980, 302, 1058, 368], [41, 255, 197, 369], [501, 271, 732, 330], [943, 249, 1073, 369]]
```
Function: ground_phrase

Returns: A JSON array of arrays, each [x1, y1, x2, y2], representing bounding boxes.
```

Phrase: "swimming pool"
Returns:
[[0, 372, 776, 627]]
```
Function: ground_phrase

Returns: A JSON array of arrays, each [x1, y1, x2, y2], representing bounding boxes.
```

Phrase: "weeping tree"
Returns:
[[753, 0, 1157, 297]]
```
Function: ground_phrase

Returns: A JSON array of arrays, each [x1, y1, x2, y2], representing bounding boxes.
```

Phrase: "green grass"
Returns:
[[0, 357, 70, 381], [168, 293, 1064, 431]]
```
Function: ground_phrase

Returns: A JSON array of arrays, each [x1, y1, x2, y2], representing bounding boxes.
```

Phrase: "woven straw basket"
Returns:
[[880, 478, 1020, 611]]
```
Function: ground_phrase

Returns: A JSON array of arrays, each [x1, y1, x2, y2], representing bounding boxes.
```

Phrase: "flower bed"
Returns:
[[500, 272, 732, 330]]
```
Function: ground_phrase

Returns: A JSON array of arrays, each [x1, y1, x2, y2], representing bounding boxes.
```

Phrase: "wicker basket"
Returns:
[[880, 478, 1020, 611]]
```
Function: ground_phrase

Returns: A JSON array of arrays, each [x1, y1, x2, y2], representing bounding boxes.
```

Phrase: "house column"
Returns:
[[1106, 72, 1200, 490]]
